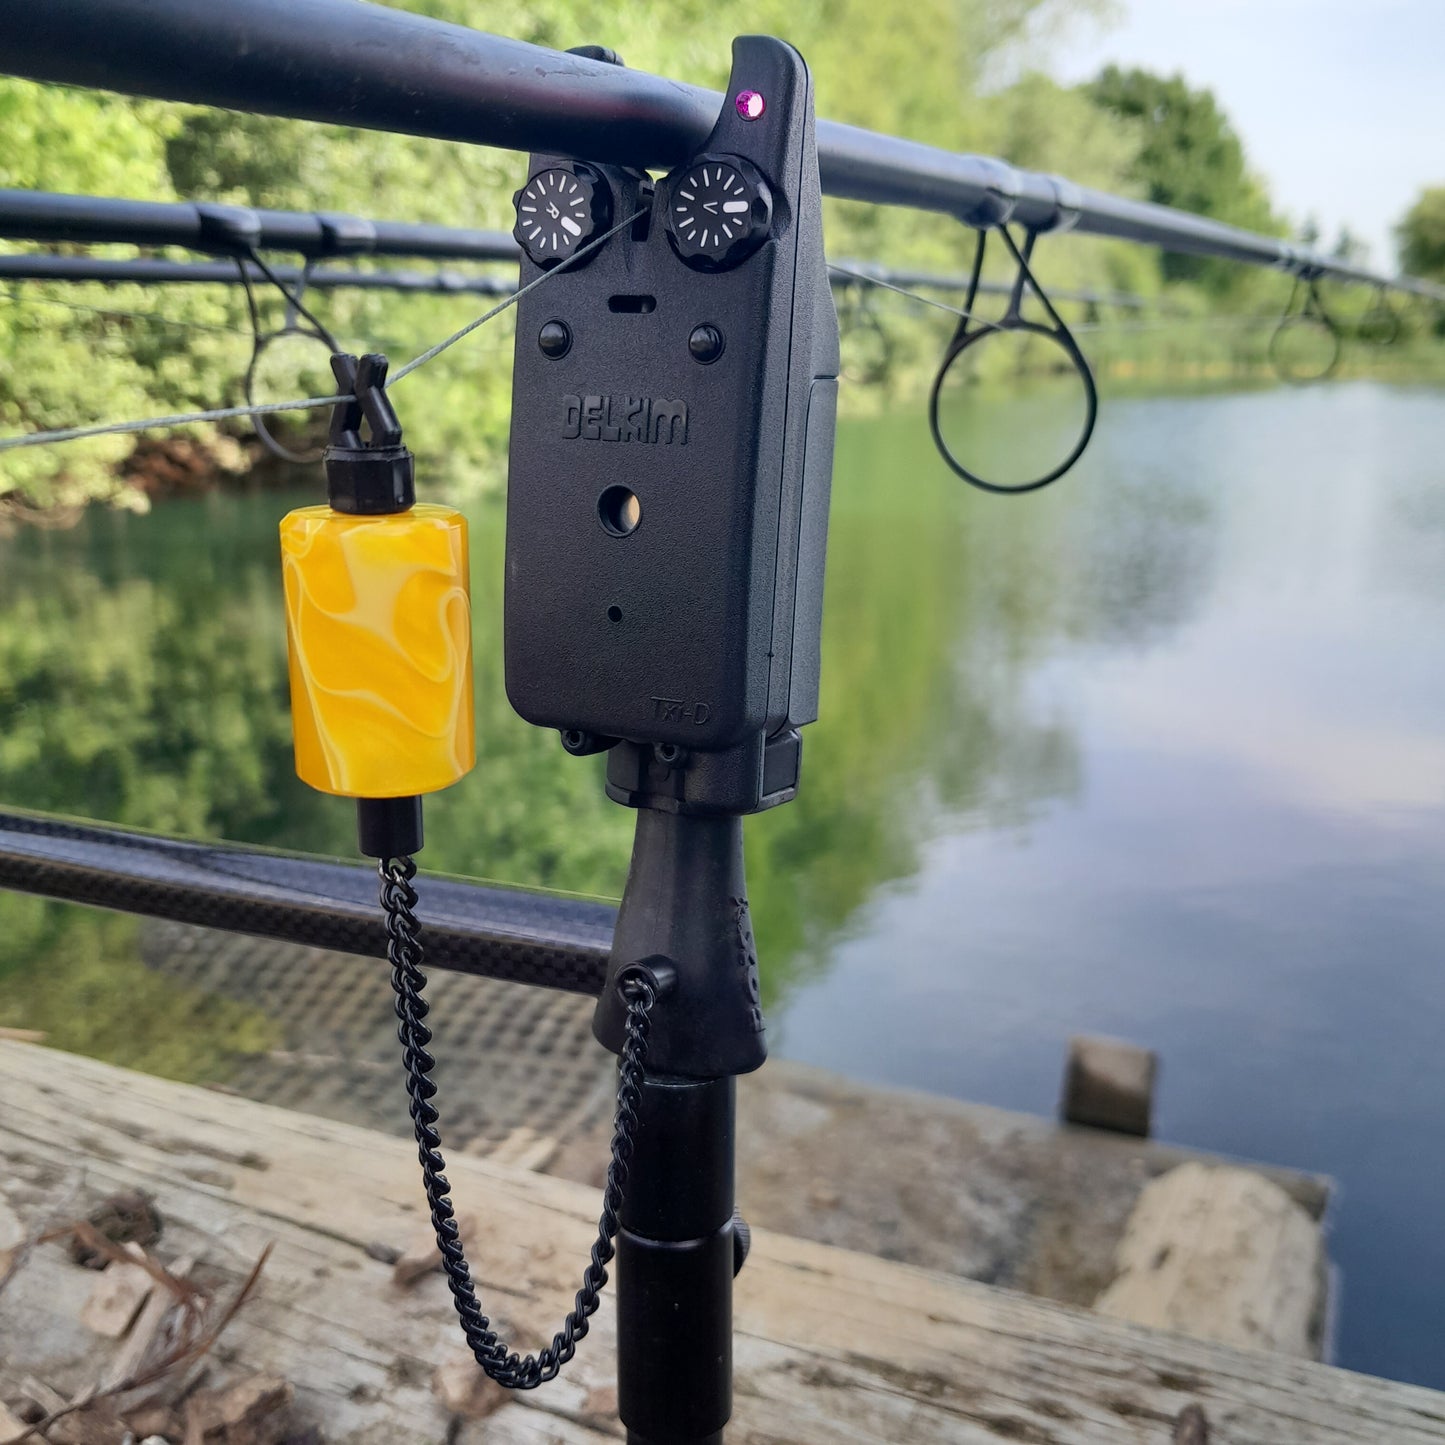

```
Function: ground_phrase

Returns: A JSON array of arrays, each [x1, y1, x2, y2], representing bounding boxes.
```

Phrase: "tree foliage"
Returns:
[[1084, 64, 1282, 294], [0, 0, 1293, 515], [1398, 187, 1445, 280]]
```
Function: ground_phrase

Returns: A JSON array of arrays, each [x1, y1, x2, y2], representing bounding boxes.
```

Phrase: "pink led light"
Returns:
[[735, 90, 766, 121]]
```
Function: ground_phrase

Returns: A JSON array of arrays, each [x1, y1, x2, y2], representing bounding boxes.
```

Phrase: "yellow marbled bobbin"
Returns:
[[280, 503, 476, 798]]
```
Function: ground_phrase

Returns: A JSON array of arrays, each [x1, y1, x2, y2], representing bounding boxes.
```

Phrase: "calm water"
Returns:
[[2, 381, 1444, 1385]]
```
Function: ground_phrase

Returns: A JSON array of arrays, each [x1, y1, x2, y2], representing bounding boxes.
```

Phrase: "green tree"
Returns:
[[976, 72, 1158, 306], [1084, 65, 1281, 295], [1398, 187, 1445, 280], [1331, 225, 1368, 267], [0, 82, 201, 514]]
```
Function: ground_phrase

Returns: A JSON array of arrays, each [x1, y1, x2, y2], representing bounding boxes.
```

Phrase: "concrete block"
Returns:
[[1061, 1034, 1158, 1136], [1093, 1161, 1327, 1358]]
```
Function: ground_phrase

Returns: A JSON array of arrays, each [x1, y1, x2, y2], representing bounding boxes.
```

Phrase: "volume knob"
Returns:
[[513, 163, 612, 270], [663, 154, 772, 273]]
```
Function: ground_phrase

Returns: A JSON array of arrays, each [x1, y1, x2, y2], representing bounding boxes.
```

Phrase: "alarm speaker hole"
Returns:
[[598, 486, 642, 537]]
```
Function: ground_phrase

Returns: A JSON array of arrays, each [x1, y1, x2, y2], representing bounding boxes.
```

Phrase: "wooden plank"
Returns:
[[0, 1039, 1441, 1444], [143, 918, 1332, 1313]]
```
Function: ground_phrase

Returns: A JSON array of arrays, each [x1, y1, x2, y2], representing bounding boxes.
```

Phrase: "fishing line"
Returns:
[[831, 261, 1289, 342], [239, 253, 340, 465], [0, 282, 253, 337], [827, 261, 1007, 333], [1072, 313, 1282, 335], [0, 208, 645, 455]]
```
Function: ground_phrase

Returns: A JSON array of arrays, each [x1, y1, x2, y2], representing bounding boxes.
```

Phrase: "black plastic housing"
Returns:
[[504, 36, 839, 795], [616, 1076, 737, 1441], [594, 808, 764, 1075], [324, 352, 416, 515]]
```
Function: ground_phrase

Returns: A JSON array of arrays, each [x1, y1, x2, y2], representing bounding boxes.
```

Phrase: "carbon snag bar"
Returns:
[[505, 37, 837, 1441]]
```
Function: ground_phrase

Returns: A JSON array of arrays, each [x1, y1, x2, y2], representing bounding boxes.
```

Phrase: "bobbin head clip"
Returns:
[[324, 352, 415, 515]]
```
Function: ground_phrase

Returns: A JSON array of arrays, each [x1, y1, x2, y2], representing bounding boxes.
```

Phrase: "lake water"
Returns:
[[2, 379, 1444, 1386]]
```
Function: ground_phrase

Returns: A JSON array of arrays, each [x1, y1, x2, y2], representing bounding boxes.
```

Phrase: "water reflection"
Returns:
[[10, 384, 1445, 1385], [774, 382, 1445, 1389], [0, 408, 1105, 1048]]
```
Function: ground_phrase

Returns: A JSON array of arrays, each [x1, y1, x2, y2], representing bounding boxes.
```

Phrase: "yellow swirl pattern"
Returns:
[[280, 504, 475, 798]]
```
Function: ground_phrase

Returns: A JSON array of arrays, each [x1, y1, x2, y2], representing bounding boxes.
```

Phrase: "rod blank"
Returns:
[[0, 248, 1151, 312], [0, 253, 517, 297], [0, 188, 520, 262]]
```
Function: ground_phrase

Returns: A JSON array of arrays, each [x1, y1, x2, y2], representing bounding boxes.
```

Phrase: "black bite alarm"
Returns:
[[505, 36, 839, 815]]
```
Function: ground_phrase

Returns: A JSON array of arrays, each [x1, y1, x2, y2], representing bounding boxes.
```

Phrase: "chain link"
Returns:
[[380, 855, 654, 1389]]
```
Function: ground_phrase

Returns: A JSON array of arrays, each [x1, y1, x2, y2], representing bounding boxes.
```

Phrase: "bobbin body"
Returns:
[[280, 502, 475, 798]]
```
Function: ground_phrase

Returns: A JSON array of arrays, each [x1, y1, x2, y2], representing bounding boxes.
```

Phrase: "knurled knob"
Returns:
[[663, 154, 772, 273], [513, 163, 612, 270]]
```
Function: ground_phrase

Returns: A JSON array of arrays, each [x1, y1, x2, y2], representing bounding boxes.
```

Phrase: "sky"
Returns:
[[1046, 0, 1445, 271]]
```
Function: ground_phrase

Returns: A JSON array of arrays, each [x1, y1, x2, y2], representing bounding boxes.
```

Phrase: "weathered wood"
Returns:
[[77, 1246, 153, 1339], [1094, 1162, 1327, 1358], [145, 921, 1332, 1308], [1, 1040, 1440, 1444], [0, 1195, 23, 1284], [0, 1403, 28, 1444]]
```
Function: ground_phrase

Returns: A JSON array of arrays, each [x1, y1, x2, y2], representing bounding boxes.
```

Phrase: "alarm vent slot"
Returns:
[[608, 294, 658, 314]]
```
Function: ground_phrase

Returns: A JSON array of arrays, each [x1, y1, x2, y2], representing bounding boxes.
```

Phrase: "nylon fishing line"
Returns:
[[0, 283, 252, 337], [827, 261, 1007, 333], [0, 207, 645, 454]]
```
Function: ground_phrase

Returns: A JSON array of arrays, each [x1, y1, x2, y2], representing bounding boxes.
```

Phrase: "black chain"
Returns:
[[380, 854, 654, 1389]]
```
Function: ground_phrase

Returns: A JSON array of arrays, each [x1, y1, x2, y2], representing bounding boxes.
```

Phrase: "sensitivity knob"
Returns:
[[513, 163, 612, 270], [663, 154, 772, 272]]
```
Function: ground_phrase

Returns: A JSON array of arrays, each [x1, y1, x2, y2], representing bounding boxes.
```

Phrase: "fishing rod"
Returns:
[[0, 251, 1150, 322], [2, 0, 1442, 304], [0, 250, 1137, 415], [0, 253, 517, 296], [4, 0, 1433, 477], [0, 247, 1151, 311], [0, 187, 519, 262], [0, 187, 1151, 312], [0, 224, 1166, 430], [0, 245, 1142, 411], [5, 212, 1373, 401]]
